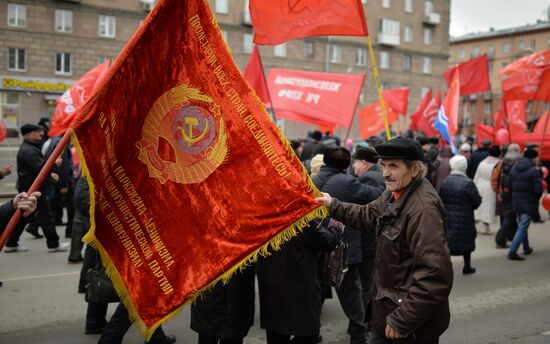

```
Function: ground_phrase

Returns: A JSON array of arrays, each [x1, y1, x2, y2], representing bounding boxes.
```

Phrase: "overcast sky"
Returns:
[[450, 0, 550, 37]]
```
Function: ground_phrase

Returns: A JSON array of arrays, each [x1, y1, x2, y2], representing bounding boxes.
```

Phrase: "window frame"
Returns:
[[215, 0, 229, 14], [380, 51, 390, 69], [402, 54, 412, 72], [98, 15, 116, 38], [274, 43, 288, 57], [7, 48, 26, 72], [54, 52, 72, 75], [403, 25, 413, 42], [422, 57, 432, 74], [330, 45, 342, 64], [55, 9, 73, 33], [7, 3, 26, 28]]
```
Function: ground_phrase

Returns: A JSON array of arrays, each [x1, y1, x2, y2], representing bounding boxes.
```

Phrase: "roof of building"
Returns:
[[451, 20, 550, 43]]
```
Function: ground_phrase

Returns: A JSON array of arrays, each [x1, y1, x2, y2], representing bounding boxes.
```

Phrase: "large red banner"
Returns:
[[267, 69, 365, 127], [502, 66, 550, 102], [444, 55, 490, 95], [250, 0, 368, 45], [499, 49, 550, 76], [71, 0, 325, 339]]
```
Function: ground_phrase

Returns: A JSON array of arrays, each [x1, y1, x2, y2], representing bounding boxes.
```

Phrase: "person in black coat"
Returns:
[[257, 220, 341, 344], [301, 131, 323, 162], [439, 155, 482, 274], [467, 139, 491, 179], [190, 266, 255, 344], [507, 149, 542, 260], [313, 147, 382, 344]]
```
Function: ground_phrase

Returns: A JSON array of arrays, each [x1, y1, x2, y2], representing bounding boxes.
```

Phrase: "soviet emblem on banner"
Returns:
[[136, 84, 228, 184]]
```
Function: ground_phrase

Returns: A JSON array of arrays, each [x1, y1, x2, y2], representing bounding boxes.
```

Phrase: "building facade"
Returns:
[[1, 0, 451, 139], [449, 21, 550, 135]]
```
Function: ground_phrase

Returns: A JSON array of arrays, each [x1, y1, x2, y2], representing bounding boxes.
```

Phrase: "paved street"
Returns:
[[1, 210, 550, 343]]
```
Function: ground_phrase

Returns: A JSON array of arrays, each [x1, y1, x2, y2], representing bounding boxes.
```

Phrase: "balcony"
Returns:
[[423, 12, 440, 26], [377, 33, 400, 47]]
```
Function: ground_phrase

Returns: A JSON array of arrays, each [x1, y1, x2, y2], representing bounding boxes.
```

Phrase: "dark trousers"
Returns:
[[336, 263, 368, 344], [495, 202, 517, 246], [367, 331, 439, 344], [80, 245, 98, 293], [359, 256, 375, 324], [7, 194, 59, 249], [69, 211, 90, 262], [86, 302, 108, 332], [198, 333, 243, 344], [98, 303, 168, 344], [50, 183, 75, 237], [266, 330, 319, 344]]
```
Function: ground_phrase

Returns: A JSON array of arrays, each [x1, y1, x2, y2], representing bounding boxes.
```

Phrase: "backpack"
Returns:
[[491, 158, 514, 193]]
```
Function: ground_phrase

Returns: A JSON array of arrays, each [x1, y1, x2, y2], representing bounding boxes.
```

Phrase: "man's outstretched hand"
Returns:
[[315, 192, 332, 207]]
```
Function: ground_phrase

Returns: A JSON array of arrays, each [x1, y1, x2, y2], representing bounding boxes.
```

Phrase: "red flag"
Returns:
[[502, 66, 550, 102], [444, 55, 490, 95], [444, 69, 461, 138], [0, 120, 7, 142], [416, 91, 441, 137], [250, 0, 368, 45], [534, 111, 550, 135], [49, 60, 110, 137], [493, 103, 505, 134], [358, 102, 398, 139], [409, 89, 432, 131], [244, 46, 271, 107], [382, 87, 410, 115], [499, 49, 550, 76], [506, 100, 528, 138], [477, 124, 494, 143], [267, 68, 365, 127], [71, 0, 326, 338]]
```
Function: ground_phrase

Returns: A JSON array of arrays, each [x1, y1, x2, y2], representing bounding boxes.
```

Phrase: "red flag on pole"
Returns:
[[49, 60, 110, 137], [250, 0, 368, 45], [499, 49, 550, 76], [266, 68, 365, 127], [244, 46, 271, 107], [416, 91, 441, 137], [0, 120, 7, 142], [442, 69, 461, 139], [358, 102, 398, 139], [71, 0, 326, 339], [443, 55, 490, 95], [477, 123, 494, 143], [506, 100, 528, 137], [409, 89, 432, 131], [502, 66, 550, 102], [382, 87, 410, 115], [534, 111, 550, 134]]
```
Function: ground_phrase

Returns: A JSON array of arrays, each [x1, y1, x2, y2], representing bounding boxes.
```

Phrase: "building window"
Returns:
[[403, 25, 413, 42], [404, 0, 414, 12], [99, 15, 116, 38], [519, 40, 525, 50], [381, 19, 400, 35], [380, 51, 390, 69], [471, 46, 480, 57], [487, 45, 495, 59], [362, 0, 367, 4], [402, 54, 411, 71], [215, 0, 228, 14], [274, 43, 287, 57], [424, 0, 434, 14], [330, 45, 342, 64], [304, 41, 315, 59], [484, 102, 492, 114], [459, 48, 465, 59], [0, 92, 20, 129], [502, 42, 511, 53], [55, 10, 73, 33], [488, 62, 493, 75], [547, 36, 550, 48], [529, 39, 536, 50], [356, 48, 367, 66], [55, 52, 72, 75], [422, 57, 432, 74], [7, 48, 26, 72], [382, 0, 391, 8], [243, 33, 253, 53], [423, 28, 433, 45], [7, 3, 26, 27]]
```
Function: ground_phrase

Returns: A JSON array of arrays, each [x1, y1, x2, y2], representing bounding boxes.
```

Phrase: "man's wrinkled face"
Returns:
[[25, 129, 43, 144], [380, 159, 415, 192], [353, 159, 368, 177]]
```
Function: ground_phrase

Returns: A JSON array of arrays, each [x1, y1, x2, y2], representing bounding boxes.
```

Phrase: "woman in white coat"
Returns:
[[474, 145, 502, 234]]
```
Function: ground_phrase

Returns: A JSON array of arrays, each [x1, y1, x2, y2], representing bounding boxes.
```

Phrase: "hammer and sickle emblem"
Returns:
[[178, 117, 209, 147]]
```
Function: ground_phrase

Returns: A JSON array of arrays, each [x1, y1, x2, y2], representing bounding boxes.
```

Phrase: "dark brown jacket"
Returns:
[[330, 178, 453, 342]]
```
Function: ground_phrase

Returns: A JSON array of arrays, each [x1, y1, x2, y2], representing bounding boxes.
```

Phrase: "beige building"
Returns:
[[1, 0, 451, 139], [449, 21, 550, 135]]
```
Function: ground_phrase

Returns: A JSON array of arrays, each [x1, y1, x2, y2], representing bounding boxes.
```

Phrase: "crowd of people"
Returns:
[[2, 121, 547, 344]]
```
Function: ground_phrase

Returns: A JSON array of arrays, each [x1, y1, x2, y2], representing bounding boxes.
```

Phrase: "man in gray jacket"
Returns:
[[317, 137, 453, 344]]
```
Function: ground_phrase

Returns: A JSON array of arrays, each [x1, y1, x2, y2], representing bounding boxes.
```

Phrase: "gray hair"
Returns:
[[404, 160, 428, 180]]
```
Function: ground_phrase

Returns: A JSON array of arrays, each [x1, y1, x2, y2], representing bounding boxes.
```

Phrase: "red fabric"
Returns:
[[382, 88, 410, 115], [244, 46, 271, 107], [409, 89, 432, 131], [250, 0, 368, 45], [71, 0, 323, 336], [534, 111, 550, 134], [444, 55, 490, 95], [267, 68, 365, 127], [416, 91, 441, 137], [358, 102, 398, 139], [477, 124, 494, 143], [442, 69, 461, 138], [499, 49, 550, 76], [493, 102, 505, 133], [502, 66, 550, 102], [0, 120, 7, 142], [49, 60, 110, 137]]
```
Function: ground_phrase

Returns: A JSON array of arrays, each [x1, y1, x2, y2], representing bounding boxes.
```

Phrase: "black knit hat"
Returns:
[[353, 146, 378, 163], [324, 147, 351, 170], [375, 137, 424, 161], [524, 148, 538, 160], [20, 123, 43, 136], [488, 145, 501, 157]]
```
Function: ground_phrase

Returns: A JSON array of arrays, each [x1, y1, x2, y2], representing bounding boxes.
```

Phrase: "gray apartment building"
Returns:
[[1, 0, 450, 139]]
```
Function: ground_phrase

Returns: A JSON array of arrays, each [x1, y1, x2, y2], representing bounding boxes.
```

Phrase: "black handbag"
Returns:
[[320, 219, 348, 288], [85, 253, 120, 304]]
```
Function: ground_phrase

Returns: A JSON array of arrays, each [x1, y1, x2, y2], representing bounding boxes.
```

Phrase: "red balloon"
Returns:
[[495, 128, 510, 145], [542, 194, 550, 212], [542, 166, 549, 179], [543, 180, 548, 191]]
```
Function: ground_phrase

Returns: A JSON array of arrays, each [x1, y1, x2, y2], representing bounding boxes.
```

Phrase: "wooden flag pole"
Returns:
[[0, 129, 71, 252], [366, 36, 391, 140]]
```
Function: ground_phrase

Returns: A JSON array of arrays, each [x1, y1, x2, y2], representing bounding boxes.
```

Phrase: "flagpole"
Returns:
[[0, 129, 71, 251], [366, 36, 391, 140], [539, 107, 550, 157]]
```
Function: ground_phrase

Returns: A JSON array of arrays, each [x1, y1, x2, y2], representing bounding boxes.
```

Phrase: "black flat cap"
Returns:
[[416, 137, 431, 145], [525, 142, 538, 149], [20, 123, 43, 136], [375, 137, 424, 161], [324, 147, 351, 170], [524, 148, 538, 159], [353, 146, 378, 163]]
